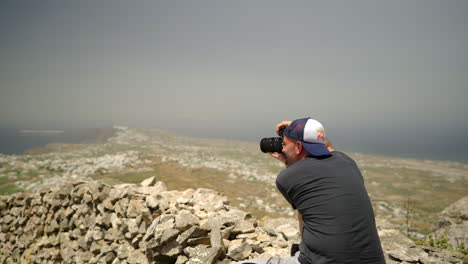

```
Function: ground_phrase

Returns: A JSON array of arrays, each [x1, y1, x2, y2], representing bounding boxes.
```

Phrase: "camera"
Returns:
[[260, 126, 285, 153]]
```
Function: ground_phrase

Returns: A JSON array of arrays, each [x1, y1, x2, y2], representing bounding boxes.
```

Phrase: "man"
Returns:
[[231, 118, 385, 264]]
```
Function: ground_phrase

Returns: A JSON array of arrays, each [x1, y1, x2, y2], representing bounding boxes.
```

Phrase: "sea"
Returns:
[[0, 128, 89, 155], [0, 127, 466, 164]]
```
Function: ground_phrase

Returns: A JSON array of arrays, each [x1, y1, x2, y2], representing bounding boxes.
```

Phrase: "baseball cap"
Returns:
[[283, 117, 331, 157]]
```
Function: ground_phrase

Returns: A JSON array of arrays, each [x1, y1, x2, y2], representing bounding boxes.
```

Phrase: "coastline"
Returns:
[[0, 127, 117, 155], [17, 130, 65, 136]]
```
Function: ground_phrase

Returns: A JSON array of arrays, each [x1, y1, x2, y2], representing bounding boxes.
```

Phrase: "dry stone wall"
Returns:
[[0, 178, 298, 264], [0, 177, 465, 264]]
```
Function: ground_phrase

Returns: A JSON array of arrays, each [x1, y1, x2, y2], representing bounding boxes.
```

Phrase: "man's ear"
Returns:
[[295, 141, 303, 155]]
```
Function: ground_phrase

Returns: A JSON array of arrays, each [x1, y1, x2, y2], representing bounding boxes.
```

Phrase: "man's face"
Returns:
[[282, 136, 300, 167]]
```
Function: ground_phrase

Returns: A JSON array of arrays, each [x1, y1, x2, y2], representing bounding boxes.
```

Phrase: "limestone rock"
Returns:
[[126, 199, 149, 218], [127, 249, 148, 264], [227, 239, 252, 261], [175, 210, 199, 231], [276, 224, 299, 241], [232, 219, 255, 235], [140, 176, 157, 187]]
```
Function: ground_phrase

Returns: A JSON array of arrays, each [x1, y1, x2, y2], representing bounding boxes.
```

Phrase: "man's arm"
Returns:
[[268, 120, 292, 167]]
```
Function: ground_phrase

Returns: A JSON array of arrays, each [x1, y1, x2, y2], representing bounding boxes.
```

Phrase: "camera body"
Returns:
[[260, 126, 285, 153]]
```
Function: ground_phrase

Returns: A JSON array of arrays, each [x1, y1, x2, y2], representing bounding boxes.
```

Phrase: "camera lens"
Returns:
[[260, 137, 283, 153]]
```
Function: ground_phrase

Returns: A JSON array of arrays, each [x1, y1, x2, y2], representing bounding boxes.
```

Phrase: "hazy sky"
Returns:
[[1, 1, 467, 161]]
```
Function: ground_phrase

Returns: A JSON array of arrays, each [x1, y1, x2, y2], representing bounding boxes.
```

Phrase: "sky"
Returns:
[[0, 1, 467, 161]]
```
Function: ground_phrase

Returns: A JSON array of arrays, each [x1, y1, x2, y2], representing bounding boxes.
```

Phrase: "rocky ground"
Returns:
[[0, 177, 466, 264], [0, 126, 467, 256]]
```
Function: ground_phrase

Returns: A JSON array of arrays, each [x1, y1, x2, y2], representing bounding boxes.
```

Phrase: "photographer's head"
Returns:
[[282, 118, 331, 166]]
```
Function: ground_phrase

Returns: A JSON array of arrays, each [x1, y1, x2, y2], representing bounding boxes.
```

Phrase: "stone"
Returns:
[[184, 244, 221, 264], [114, 183, 136, 189], [188, 248, 220, 264], [272, 236, 289, 248], [91, 228, 103, 241], [257, 247, 289, 258], [116, 240, 133, 259], [138, 221, 147, 234], [276, 224, 299, 241], [379, 229, 416, 251], [232, 219, 255, 235], [175, 255, 188, 264], [419, 256, 453, 264], [210, 226, 223, 249], [160, 240, 181, 257], [127, 249, 148, 264], [104, 228, 122, 241], [142, 218, 159, 242], [3, 215, 14, 224], [387, 247, 428, 263], [140, 177, 157, 187], [133, 182, 167, 196], [46, 219, 60, 233], [256, 230, 272, 243], [159, 199, 170, 211], [145, 196, 159, 209], [110, 213, 121, 229], [236, 233, 257, 240], [90, 241, 102, 254], [160, 228, 180, 245], [177, 226, 199, 245], [192, 189, 228, 212], [187, 236, 211, 246], [251, 244, 265, 254], [227, 239, 252, 261], [102, 251, 117, 264], [126, 199, 147, 218], [100, 242, 112, 254], [102, 198, 114, 211], [175, 211, 199, 231], [126, 218, 140, 238]]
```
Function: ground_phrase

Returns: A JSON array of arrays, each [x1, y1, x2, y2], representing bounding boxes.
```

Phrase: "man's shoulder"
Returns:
[[279, 158, 315, 175], [277, 157, 321, 182], [331, 151, 359, 166]]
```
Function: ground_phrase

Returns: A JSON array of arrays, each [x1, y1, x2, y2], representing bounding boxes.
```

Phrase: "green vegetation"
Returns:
[[0, 185, 23, 195], [415, 235, 468, 256], [459, 243, 468, 255], [3, 168, 23, 175], [0, 176, 11, 185]]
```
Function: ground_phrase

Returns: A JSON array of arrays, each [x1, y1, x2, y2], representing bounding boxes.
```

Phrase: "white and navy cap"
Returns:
[[283, 117, 331, 157]]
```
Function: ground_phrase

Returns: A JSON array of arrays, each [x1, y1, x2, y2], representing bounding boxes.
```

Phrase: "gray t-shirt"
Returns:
[[276, 151, 385, 264]]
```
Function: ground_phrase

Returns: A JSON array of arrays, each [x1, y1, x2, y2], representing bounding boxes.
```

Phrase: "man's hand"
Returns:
[[276, 120, 292, 136], [268, 120, 292, 167], [268, 152, 287, 165]]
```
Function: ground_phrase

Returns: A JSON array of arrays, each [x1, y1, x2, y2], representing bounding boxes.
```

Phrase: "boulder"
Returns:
[[140, 176, 157, 187]]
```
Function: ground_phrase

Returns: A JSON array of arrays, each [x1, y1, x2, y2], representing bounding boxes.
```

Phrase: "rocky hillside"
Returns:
[[0, 126, 467, 258], [0, 178, 465, 264], [428, 196, 468, 251], [1, 127, 466, 237]]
